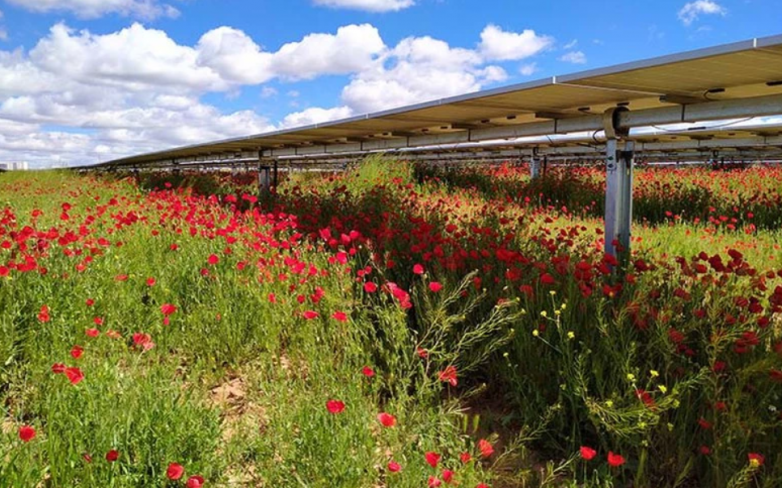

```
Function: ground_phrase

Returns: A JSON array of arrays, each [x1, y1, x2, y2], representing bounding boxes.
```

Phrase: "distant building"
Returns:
[[0, 162, 29, 171]]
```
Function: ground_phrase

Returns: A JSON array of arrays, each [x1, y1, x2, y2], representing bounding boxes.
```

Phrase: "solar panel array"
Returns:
[[81, 34, 782, 170]]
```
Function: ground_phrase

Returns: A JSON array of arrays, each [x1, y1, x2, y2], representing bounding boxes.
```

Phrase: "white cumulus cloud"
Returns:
[[519, 63, 537, 76], [678, 0, 726, 25], [0, 21, 558, 167], [559, 51, 587, 64], [342, 34, 508, 113], [195, 27, 274, 85], [478, 24, 553, 62], [270, 24, 386, 80], [31, 23, 226, 93], [196, 23, 386, 85]]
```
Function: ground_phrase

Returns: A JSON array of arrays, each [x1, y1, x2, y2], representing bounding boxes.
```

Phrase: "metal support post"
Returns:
[[604, 140, 635, 260], [530, 148, 541, 179], [273, 161, 279, 188], [258, 164, 271, 193], [603, 107, 633, 262]]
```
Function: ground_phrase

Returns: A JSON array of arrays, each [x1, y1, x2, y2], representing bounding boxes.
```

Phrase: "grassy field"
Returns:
[[1, 160, 781, 487]]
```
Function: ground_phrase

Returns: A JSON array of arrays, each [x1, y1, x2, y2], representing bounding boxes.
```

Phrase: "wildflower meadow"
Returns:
[[1, 158, 781, 487]]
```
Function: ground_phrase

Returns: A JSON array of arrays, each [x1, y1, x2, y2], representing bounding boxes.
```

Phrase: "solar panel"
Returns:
[[85, 34, 782, 169]]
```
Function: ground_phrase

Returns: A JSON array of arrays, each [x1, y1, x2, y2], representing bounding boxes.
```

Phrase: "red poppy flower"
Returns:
[[133, 333, 151, 346], [65, 367, 84, 385], [748, 453, 764, 467], [85, 328, 100, 338], [38, 305, 50, 323], [387, 461, 401, 473], [700, 445, 711, 455], [428, 476, 442, 487], [478, 439, 494, 458], [186, 476, 205, 488], [146, 277, 156, 287], [607, 451, 625, 468], [106, 450, 119, 462], [417, 347, 428, 359], [303, 310, 319, 320], [326, 400, 345, 414], [134, 332, 155, 351], [70, 345, 84, 359], [377, 412, 396, 428], [86, 299, 95, 307], [635, 389, 656, 409], [362, 366, 375, 378], [519, 284, 534, 297], [207, 254, 219, 265], [161, 304, 177, 316], [476, 484, 490, 488], [460, 452, 472, 463], [167, 463, 185, 480], [442, 469, 454, 483], [332, 311, 348, 322], [425, 451, 441, 468], [770, 369, 782, 383], [364, 282, 378, 293], [83, 453, 93, 463], [386, 282, 412, 309], [51, 363, 66, 374], [429, 282, 443, 293], [413, 264, 425, 275], [668, 328, 685, 344], [18, 425, 36, 442], [438, 365, 458, 387], [580, 446, 596, 460]]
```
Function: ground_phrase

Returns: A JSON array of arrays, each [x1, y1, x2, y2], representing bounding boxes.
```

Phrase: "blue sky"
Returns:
[[0, 0, 779, 167]]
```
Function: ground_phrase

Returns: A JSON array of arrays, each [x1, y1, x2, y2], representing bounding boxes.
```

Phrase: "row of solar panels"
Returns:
[[79, 122, 782, 171], [79, 34, 782, 170]]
